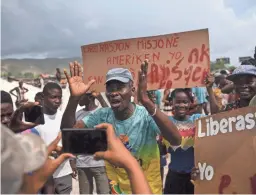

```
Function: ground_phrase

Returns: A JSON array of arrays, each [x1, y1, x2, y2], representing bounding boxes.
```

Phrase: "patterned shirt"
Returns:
[[163, 114, 204, 173], [223, 100, 240, 111], [82, 104, 162, 194]]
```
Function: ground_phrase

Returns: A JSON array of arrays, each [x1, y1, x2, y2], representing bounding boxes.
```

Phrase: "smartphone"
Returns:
[[61, 128, 107, 155], [24, 105, 45, 124]]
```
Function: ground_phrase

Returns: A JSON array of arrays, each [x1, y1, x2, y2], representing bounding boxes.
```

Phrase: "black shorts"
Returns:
[[164, 169, 194, 194]]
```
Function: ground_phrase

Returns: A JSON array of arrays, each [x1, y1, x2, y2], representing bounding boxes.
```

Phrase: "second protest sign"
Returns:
[[194, 107, 256, 194]]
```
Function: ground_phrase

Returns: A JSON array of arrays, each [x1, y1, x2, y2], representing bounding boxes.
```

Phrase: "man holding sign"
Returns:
[[61, 60, 181, 194]]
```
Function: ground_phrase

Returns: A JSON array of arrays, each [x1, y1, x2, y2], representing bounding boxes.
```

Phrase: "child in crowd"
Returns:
[[163, 88, 204, 194]]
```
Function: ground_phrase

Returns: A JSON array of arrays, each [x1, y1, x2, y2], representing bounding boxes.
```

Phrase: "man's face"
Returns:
[[19, 82, 23, 87], [79, 94, 92, 106], [233, 75, 256, 100], [1, 103, 14, 126], [215, 75, 226, 86], [215, 77, 220, 85], [43, 88, 62, 112], [106, 80, 134, 112], [219, 75, 227, 87]]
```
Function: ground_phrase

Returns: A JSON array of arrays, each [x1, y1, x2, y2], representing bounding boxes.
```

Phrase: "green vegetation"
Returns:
[[210, 61, 225, 71], [1, 71, 39, 79], [23, 72, 35, 79], [210, 61, 236, 72], [1, 57, 82, 78]]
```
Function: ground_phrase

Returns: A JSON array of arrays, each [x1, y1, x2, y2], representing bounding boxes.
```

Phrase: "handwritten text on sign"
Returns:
[[194, 107, 256, 194], [81, 29, 210, 92]]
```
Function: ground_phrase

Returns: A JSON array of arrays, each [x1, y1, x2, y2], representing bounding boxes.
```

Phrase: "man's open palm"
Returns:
[[64, 61, 95, 97]]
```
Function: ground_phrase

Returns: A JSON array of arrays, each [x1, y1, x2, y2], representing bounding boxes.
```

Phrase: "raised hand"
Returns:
[[137, 59, 150, 104], [9, 102, 39, 133], [64, 61, 95, 97]]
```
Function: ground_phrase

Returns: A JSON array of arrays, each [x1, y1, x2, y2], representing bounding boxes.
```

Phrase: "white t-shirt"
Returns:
[[75, 108, 105, 168], [36, 111, 72, 178]]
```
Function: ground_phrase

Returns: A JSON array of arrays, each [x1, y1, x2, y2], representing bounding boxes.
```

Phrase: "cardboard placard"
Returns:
[[195, 107, 256, 194], [81, 29, 210, 92]]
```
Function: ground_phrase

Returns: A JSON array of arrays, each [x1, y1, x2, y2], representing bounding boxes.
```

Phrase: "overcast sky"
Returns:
[[1, 0, 256, 64]]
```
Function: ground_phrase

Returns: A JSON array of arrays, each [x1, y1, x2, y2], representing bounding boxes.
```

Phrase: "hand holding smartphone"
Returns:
[[24, 105, 45, 125], [61, 128, 107, 155], [9, 102, 45, 133]]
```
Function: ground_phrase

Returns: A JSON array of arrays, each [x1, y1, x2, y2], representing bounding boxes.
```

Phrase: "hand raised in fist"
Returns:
[[64, 61, 95, 97]]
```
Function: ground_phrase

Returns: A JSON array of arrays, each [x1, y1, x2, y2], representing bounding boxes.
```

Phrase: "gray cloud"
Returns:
[[224, 0, 256, 16], [1, 0, 256, 64]]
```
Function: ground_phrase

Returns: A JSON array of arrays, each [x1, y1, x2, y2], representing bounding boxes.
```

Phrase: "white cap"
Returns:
[[1, 125, 48, 194]]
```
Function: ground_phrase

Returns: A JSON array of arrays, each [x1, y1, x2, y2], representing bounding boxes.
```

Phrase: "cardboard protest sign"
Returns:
[[81, 29, 210, 92], [194, 107, 256, 194]]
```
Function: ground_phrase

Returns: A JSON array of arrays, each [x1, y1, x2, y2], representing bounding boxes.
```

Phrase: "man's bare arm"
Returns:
[[206, 87, 221, 114], [221, 83, 234, 94], [125, 159, 152, 194], [138, 61, 181, 146], [205, 74, 221, 114], [143, 100, 181, 146], [61, 61, 95, 129], [9, 87, 18, 97], [60, 97, 81, 129]]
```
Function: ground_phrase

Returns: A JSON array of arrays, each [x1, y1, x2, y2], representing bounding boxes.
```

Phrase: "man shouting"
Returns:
[[61, 60, 181, 194]]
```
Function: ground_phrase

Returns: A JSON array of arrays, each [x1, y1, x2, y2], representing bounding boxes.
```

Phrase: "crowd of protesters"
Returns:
[[1, 54, 256, 194]]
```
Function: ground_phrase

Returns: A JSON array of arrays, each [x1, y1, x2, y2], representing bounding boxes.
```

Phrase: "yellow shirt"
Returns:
[[83, 105, 162, 194], [213, 87, 223, 109]]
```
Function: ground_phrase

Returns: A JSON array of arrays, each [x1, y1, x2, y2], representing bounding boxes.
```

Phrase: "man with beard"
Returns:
[[61, 61, 181, 194]]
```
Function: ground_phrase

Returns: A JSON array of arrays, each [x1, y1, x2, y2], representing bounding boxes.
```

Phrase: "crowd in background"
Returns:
[[1, 55, 256, 194]]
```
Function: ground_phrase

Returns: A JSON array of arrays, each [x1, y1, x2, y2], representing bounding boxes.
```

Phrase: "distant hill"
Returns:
[[1, 57, 82, 77]]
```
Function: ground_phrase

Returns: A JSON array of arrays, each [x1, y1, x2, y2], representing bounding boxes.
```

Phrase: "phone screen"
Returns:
[[61, 128, 107, 155], [24, 105, 45, 124]]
